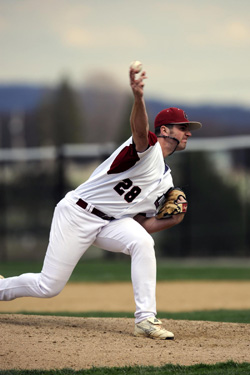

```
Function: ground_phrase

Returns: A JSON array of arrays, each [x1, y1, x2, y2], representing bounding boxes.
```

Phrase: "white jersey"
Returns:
[[70, 132, 174, 219]]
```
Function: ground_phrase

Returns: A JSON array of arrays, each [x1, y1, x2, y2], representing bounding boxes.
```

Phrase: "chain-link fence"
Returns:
[[1, 137, 250, 261]]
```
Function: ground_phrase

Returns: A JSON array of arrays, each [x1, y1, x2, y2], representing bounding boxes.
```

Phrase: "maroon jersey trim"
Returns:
[[107, 131, 158, 174]]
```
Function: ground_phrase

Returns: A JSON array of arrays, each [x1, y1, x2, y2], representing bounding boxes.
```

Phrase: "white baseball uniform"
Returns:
[[0, 132, 173, 323]]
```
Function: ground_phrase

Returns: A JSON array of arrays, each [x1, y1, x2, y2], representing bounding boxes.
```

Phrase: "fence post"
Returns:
[[0, 163, 8, 261]]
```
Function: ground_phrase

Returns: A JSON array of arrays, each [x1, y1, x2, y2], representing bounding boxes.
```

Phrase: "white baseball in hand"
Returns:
[[130, 60, 142, 73]]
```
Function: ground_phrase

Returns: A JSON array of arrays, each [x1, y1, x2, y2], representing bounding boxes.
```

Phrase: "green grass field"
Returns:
[[1, 259, 250, 375], [1, 362, 250, 375], [6, 309, 249, 324], [2, 259, 250, 281]]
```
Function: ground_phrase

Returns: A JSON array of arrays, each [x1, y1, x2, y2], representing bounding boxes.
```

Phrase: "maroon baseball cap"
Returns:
[[154, 107, 202, 131]]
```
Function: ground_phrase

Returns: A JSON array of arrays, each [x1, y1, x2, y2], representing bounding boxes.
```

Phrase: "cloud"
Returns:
[[62, 27, 92, 47], [61, 26, 146, 48], [0, 0, 91, 40], [155, 2, 250, 48], [187, 20, 250, 48], [0, 1, 146, 49], [226, 22, 249, 42]]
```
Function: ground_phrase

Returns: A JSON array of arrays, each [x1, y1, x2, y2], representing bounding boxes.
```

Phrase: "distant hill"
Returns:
[[0, 84, 250, 138], [0, 84, 50, 112], [146, 99, 250, 138]]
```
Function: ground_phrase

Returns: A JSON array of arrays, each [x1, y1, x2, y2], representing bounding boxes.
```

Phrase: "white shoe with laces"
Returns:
[[134, 317, 174, 340]]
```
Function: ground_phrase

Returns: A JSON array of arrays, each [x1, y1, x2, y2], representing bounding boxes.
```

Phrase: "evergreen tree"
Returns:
[[117, 94, 134, 144], [37, 78, 84, 146]]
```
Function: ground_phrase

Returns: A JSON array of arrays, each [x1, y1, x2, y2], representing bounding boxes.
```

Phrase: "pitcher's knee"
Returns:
[[129, 232, 155, 256], [136, 232, 154, 249], [38, 277, 65, 298]]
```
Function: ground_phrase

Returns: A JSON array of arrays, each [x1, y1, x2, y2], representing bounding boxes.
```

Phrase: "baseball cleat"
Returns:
[[0, 275, 4, 279], [134, 317, 174, 340]]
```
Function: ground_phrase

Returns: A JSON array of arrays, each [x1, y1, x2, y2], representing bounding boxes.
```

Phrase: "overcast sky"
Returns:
[[0, 0, 249, 107]]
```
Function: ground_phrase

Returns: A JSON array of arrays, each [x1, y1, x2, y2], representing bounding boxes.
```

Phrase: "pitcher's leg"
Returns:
[[130, 235, 156, 323], [0, 270, 67, 301], [0, 198, 107, 301], [0, 239, 77, 301], [94, 218, 156, 323]]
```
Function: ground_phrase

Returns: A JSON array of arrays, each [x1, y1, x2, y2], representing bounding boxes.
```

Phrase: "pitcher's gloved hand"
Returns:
[[156, 188, 188, 219]]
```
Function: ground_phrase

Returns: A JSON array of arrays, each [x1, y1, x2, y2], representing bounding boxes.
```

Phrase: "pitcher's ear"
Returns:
[[161, 125, 170, 135]]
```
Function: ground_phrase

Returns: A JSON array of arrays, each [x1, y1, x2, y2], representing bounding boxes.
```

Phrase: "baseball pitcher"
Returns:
[[0, 65, 202, 340]]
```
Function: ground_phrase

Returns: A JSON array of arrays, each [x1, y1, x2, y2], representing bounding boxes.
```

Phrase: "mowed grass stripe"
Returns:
[[1, 361, 250, 375], [1, 309, 250, 323], [1, 260, 250, 281]]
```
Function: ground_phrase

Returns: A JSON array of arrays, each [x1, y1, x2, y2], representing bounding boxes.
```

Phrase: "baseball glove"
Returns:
[[156, 187, 188, 219]]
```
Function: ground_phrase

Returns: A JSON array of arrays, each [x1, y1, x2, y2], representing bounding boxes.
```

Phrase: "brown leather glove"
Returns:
[[156, 188, 188, 219]]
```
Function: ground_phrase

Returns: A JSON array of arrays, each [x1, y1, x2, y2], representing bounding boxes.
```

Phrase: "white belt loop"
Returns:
[[86, 203, 94, 213]]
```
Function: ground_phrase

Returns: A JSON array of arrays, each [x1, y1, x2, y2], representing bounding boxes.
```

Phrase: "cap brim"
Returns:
[[187, 121, 202, 131], [171, 121, 202, 131]]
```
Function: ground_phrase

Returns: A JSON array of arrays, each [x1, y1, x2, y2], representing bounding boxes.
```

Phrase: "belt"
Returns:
[[76, 199, 115, 221]]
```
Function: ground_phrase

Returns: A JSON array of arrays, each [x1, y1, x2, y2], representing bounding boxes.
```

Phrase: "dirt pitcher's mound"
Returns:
[[1, 314, 250, 370]]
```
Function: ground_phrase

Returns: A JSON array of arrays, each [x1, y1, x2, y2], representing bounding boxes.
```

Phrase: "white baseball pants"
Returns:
[[0, 195, 156, 323]]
